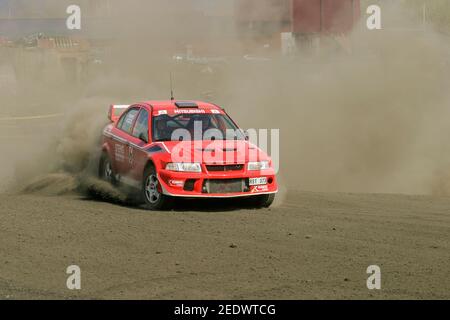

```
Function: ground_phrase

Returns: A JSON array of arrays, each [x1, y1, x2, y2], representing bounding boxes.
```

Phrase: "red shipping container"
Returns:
[[292, 0, 322, 33], [293, 0, 360, 34]]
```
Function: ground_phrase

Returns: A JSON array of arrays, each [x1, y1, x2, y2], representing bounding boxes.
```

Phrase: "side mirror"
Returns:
[[139, 133, 149, 143], [244, 130, 249, 141]]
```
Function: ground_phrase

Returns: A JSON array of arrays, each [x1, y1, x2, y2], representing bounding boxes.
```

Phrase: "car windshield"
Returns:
[[152, 113, 245, 142]]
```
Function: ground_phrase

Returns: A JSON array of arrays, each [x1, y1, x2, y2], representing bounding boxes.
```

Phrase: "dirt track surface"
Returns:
[[0, 191, 449, 300]]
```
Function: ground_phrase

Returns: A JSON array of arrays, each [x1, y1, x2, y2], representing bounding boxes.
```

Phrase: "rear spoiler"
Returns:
[[108, 105, 130, 123]]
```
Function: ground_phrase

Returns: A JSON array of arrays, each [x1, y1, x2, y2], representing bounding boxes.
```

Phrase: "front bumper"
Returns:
[[157, 168, 278, 198]]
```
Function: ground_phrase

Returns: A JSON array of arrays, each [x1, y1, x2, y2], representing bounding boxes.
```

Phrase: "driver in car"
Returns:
[[154, 117, 172, 141], [188, 115, 214, 138]]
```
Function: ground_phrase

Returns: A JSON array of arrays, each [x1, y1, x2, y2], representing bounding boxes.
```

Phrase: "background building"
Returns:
[[235, 0, 361, 54], [0, 0, 362, 54]]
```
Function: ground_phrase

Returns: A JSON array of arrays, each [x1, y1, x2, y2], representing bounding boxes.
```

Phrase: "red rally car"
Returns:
[[100, 100, 278, 210]]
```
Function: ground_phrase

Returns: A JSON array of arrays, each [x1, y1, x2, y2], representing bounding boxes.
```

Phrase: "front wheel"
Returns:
[[250, 193, 276, 208], [142, 165, 171, 210]]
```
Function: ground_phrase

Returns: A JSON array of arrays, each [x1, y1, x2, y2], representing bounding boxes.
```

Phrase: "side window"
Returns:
[[117, 113, 126, 129], [132, 109, 149, 141], [118, 108, 139, 134]]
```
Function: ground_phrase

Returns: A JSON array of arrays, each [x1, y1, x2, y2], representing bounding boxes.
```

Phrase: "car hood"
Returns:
[[159, 140, 270, 164]]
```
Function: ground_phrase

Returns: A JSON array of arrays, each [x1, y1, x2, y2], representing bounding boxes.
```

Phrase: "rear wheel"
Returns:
[[99, 153, 116, 185], [250, 193, 276, 208], [142, 165, 170, 210]]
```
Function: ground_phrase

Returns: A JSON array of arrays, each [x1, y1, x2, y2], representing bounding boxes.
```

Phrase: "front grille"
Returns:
[[203, 179, 247, 194], [206, 164, 244, 172]]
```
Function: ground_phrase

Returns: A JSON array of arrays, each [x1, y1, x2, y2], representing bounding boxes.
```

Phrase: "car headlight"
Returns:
[[247, 161, 270, 171], [165, 163, 202, 173]]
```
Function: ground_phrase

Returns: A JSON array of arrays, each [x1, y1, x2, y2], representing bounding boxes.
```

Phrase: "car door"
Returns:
[[111, 106, 140, 177], [128, 108, 150, 183]]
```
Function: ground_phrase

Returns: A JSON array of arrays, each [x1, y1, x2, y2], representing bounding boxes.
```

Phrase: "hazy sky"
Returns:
[[0, 0, 236, 17], [194, 0, 234, 15]]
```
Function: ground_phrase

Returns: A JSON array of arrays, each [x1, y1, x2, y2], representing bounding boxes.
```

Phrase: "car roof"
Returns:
[[140, 100, 222, 112]]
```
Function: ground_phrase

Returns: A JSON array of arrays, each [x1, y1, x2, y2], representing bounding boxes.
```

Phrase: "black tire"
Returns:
[[142, 165, 171, 210], [99, 153, 117, 185], [250, 193, 276, 208]]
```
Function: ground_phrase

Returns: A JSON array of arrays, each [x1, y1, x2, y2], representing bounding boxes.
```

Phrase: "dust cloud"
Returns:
[[1, 1, 450, 197]]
